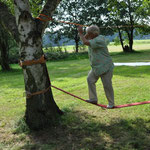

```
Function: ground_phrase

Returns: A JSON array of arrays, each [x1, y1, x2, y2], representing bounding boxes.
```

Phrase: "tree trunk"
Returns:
[[75, 27, 80, 53], [123, 29, 133, 52], [127, 0, 134, 52], [117, 27, 125, 52], [14, 0, 62, 130], [0, 41, 10, 71], [75, 38, 79, 53], [128, 29, 134, 52], [118, 27, 134, 53], [0, 23, 10, 71]]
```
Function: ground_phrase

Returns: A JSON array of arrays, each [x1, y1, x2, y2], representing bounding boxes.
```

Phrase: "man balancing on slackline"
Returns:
[[78, 25, 115, 109]]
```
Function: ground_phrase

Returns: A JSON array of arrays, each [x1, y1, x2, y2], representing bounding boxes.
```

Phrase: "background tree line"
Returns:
[[47, 0, 150, 52], [0, 0, 150, 71]]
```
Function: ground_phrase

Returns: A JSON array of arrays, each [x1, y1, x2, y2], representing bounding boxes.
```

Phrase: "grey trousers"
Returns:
[[87, 69, 114, 106]]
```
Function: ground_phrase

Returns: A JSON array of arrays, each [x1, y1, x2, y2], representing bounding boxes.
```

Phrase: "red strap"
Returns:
[[51, 85, 150, 109], [37, 14, 89, 27], [37, 14, 148, 29], [19, 55, 46, 67], [114, 101, 150, 108], [37, 14, 53, 22]]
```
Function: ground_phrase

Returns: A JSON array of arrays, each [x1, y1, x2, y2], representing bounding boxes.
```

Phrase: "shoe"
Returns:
[[107, 104, 114, 109], [86, 99, 97, 104]]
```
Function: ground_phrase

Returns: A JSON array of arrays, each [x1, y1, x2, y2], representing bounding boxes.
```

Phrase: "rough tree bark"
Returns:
[[0, 0, 62, 130]]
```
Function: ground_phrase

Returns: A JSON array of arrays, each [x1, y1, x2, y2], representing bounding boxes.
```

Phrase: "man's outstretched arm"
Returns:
[[78, 26, 90, 46]]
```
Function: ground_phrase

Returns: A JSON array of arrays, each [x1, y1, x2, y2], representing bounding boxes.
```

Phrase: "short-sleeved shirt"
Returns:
[[88, 35, 114, 76]]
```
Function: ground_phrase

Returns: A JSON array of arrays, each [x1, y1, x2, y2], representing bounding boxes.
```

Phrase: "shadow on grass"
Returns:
[[0, 68, 22, 74], [110, 49, 150, 56], [18, 108, 150, 150], [110, 50, 141, 56]]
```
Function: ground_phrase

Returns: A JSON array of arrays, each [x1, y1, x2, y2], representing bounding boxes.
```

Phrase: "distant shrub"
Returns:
[[65, 51, 88, 60], [79, 45, 87, 52], [8, 46, 89, 64], [73, 45, 87, 53], [44, 46, 69, 61]]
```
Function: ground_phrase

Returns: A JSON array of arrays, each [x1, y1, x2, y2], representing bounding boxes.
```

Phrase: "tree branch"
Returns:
[[14, 0, 32, 24], [0, 2, 19, 43], [37, 0, 62, 34]]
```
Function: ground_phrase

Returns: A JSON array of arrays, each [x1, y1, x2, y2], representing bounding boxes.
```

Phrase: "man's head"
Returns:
[[85, 25, 100, 40]]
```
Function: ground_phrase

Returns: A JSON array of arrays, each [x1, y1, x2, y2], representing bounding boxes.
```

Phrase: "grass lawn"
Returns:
[[0, 44, 150, 149]]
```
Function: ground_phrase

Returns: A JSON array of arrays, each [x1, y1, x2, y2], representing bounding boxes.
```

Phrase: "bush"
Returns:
[[73, 45, 87, 52], [66, 51, 88, 60], [44, 46, 88, 61], [44, 46, 69, 61], [8, 46, 69, 64], [8, 46, 88, 64]]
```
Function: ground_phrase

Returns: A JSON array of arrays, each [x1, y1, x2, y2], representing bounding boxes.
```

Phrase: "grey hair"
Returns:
[[86, 25, 100, 35]]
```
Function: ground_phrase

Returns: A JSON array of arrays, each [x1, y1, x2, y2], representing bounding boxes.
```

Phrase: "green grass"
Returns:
[[111, 50, 150, 62], [0, 43, 150, 149]]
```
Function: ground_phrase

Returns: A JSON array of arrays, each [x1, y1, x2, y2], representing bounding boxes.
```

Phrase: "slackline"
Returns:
[[51, 85, 150, 109], [37, 14, 148, 29]]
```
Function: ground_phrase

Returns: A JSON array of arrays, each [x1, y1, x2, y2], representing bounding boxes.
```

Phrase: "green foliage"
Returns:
[[73, 44, 87, 52], [143, 0, 150, 14], [114, 36, 120, 46], [47, 0, 109, 52], [107, 0, 150, 51], [0, 0, 44, 17], [44, 46, 69, 60], [8, 45, 87, 64], [113, 36, 128, 47], [0, 0, 14, 14], [29, 0, 44, 17], [44, 46, 89, 61]]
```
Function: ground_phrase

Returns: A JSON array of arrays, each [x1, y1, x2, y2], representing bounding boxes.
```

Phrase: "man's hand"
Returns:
[[78, 26, 83, 34]]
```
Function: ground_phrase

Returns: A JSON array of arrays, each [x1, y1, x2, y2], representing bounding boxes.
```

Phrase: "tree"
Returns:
[[47, 0, 88, 53], [0, 0, 63, 130], [0, 22, 11, 71], [56, 0, 89, 53], [106, 0, 150, 52], [47, 0, 109, 52]]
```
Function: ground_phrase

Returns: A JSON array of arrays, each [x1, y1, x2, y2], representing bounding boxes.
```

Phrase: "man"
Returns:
[[78, 25, 115, 108]]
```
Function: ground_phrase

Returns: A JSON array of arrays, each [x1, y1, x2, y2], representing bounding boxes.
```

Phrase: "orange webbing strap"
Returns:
[[37, 14, 53, 22], [37, 14, 148, 29], [37, 14, 89, 27], [19, 55, 48, 99], [25, 86, 51, 99], [19, 55, 46, 67]]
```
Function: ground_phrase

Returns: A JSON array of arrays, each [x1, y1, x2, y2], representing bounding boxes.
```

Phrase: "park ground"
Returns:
[[0, 40, 150, 150]]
